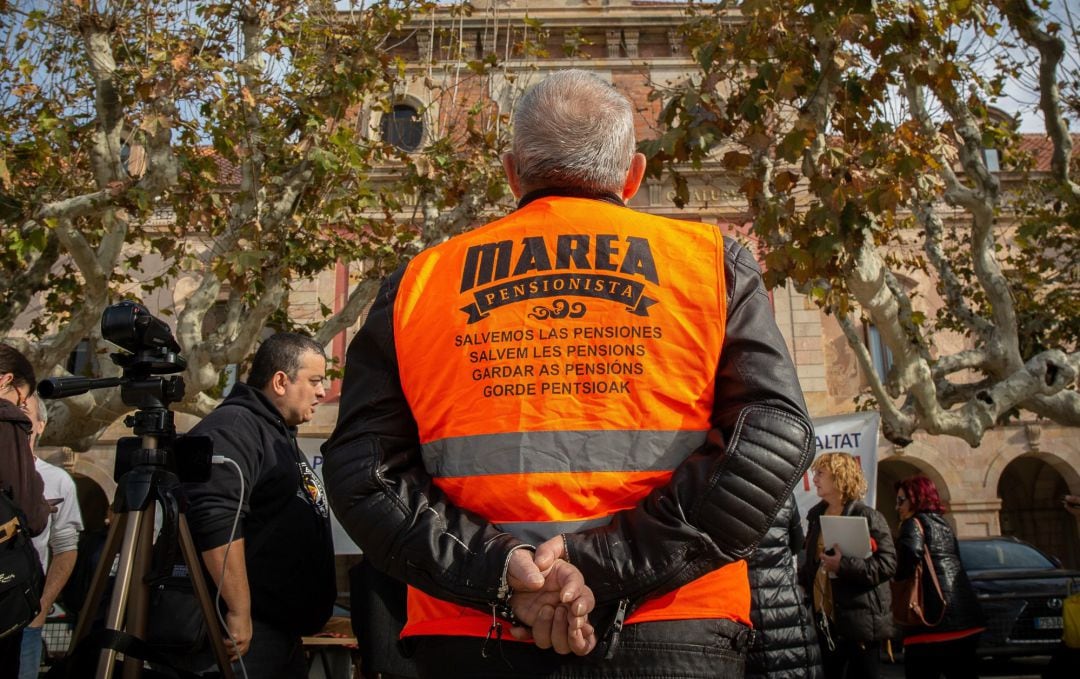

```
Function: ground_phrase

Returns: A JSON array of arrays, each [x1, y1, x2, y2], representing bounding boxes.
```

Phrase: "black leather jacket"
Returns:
[[895, 512, 984, 636], [322, 194, 815, 643]]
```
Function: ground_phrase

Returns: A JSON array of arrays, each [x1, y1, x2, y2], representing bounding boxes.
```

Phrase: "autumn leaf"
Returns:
[[742, 130, 772, 151], [776, 67, 804, 100], [139, 114, 171, 133], [774, 171, 800, 192], [722, 151, 752, 170]]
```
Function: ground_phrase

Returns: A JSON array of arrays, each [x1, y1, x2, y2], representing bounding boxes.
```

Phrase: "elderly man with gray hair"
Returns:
[[325, 69, 813, 678], [18, 395, 83, 679]]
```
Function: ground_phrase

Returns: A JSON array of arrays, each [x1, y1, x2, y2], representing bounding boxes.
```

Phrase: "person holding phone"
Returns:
[[800, 453, 895, 679]]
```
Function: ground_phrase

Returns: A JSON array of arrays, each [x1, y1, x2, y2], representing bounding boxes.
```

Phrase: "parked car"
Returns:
[[958, 536, 1080, 658]]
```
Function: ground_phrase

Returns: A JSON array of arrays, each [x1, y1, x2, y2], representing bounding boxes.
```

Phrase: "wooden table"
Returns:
[[302, 617, 359, 679]]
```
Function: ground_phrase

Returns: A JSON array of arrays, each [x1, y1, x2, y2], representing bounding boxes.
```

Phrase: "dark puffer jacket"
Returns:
[[747, 495, 823, 679], [894, 512, 984, 637], [800, 499, 896, 644]]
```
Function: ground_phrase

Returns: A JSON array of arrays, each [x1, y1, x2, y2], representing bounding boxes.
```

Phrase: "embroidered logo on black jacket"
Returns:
[[297, 460, 329, 518]]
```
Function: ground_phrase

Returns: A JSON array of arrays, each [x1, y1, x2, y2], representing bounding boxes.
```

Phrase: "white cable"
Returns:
[[212, 454, 249, 679]]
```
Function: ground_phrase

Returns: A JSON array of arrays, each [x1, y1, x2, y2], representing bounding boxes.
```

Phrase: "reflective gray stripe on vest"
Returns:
[[497, 516, 615, 543], [421, 429, 707, 477]]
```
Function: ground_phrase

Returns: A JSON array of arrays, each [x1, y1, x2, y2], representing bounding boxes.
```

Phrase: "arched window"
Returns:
[[381, 103, 424, 152]]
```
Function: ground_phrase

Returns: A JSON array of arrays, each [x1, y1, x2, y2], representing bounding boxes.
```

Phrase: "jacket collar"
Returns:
[[810, 498, 863, 519], [517, 187, 625, 210]]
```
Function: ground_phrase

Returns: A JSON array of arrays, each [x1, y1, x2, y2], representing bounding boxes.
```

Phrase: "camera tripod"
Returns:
[[65, 406, 235, 679], [39, 300, 237, 679]]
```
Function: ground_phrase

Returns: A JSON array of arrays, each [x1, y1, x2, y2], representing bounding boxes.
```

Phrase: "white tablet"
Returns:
[[819, 515, 872, 559]]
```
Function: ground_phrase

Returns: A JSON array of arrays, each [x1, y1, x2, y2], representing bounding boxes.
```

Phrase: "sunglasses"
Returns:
[[895, 496, 909, 507]]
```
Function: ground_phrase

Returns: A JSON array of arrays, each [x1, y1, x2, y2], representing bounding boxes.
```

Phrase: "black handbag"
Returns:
[[145, 563, 210, 655], [0, 488, 45, 639]]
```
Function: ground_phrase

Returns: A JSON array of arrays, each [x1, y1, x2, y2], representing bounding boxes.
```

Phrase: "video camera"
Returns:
[[38, 300, 212, 483]]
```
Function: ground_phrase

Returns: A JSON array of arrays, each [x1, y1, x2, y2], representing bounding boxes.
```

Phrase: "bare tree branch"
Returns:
[[837, 312, 911, 429], [903, 80, 979, 209], [0, 230, 58, 332], [314, 276, 380, 346], [936, 377, 995, 409], [997, 0, 1080, 202], [905, 77, 1022, 375], [917, 202, 994, 337], [800, 37, 840, 183], [933, 349, 992, 378], [78, 14, 125, 188]]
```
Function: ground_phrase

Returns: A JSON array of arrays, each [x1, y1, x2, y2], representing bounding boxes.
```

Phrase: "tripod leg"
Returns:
[[120, 503, 156, 679], [177, 515, 236, 679], [96, 508, 146, 678], [70, 512, 128, 652]]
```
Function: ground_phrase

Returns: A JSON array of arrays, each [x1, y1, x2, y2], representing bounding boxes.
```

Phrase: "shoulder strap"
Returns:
[[913, 519, 947, 625], [0, 487, 30, 544]]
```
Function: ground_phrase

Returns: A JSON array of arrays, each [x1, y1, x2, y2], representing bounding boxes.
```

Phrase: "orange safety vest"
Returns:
[[393, 195, 749, 638]]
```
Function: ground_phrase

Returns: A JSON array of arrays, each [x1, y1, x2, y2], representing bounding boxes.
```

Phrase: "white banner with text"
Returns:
[[793, 411, 881, 530]]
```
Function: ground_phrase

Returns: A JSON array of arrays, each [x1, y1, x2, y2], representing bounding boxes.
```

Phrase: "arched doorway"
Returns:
[[73, 475, 111, 532], [998, 455, 1079, 569]]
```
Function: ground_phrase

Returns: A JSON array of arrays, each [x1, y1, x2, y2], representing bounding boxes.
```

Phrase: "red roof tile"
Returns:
[[1015, 133, 1080, 172]]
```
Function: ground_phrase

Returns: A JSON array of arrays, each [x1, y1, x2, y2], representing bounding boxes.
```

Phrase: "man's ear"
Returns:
[[621, 153, 647, 201], [502, 152, 523, 199], [269, 370, 290, 396]]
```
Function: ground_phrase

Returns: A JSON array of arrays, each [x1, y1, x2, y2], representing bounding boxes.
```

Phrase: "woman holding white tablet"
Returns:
[[800, 452, 896, 679]]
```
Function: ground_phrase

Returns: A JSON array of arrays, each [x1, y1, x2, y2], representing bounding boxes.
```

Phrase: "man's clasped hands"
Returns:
[[505, 536, 599, 656]]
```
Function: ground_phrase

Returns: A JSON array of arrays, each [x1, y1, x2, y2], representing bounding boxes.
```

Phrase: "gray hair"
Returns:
[[511, 70, 636, 195], [30, 393, 47, 426]]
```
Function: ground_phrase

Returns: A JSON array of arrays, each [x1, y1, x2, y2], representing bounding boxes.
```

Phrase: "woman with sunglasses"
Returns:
[[893, 475, 984, 679], [0, 342, 49, 674]]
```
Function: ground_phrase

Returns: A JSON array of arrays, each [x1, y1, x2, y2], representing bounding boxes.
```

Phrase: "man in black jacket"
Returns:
[[183, 332, 336, 679], [323, 70, 814, 678]]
